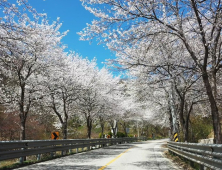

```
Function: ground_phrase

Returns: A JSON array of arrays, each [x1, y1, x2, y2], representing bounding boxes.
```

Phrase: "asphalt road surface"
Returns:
[[16, 139, 178, 170]]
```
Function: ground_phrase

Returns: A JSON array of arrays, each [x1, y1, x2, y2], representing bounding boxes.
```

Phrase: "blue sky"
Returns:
[[27, 0, 116, 69]]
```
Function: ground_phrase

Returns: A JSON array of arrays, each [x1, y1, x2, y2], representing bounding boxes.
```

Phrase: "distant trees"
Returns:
[[77, 67, 121, 138]]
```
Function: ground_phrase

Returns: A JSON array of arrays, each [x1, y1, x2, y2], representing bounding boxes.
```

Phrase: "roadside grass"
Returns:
[[164, 150, 195, 170], [162, 144, 195, 170], [0, 159, 18, 170]]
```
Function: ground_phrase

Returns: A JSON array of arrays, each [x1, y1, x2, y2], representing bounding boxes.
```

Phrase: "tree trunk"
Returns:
[[87, 116, 92, 139], [62, 122, 68, 139], [212, 70, 217, 98], [101, 123, 104, 138], [20, 119, 26, 161], [20, 119, 26, 140], [184, 103, 193, 142], [169, 107, 173, 139], [123, 122, 128, 136], [145, 125, 149, 137], [120, 122, 127, 136], [112, 120, 118, 138], [169, 87, 179, 134], [99, 116, 105, 138], [179, 97, 186, 138], [111, 127, 116, 138], [184, 120, 189, 142], [19, 84, 27, 141], [202, 72, 222, 144], [184, 116, 189, 142]]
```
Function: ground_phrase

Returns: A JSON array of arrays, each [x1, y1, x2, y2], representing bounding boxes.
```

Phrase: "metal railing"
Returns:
[[168, 141, 222, 169], [0, 137, 146, 163]]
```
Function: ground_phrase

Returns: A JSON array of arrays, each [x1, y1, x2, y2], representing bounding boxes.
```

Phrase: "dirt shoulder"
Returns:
[[162, 144, 195, 170]]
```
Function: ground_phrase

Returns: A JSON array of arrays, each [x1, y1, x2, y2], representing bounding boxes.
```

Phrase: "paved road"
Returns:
[[17, 139, 178, 170]]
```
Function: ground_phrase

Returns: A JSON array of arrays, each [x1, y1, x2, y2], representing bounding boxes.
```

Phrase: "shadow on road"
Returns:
[[17, 143, 134, 170], [20, 164, 101, 170]]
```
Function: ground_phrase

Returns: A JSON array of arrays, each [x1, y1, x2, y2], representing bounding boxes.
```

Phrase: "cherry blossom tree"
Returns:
[[77, 66, 121, 138], [79, 0, 222, 143], [41, 52, 101, 139], [124, 45, 208, 141], [0, 1, 67, 140]]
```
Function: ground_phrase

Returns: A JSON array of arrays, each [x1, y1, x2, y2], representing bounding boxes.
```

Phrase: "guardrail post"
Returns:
[[37, 154, 41, 161], [50, 144, 54, 158], [51, 142, 56, 158], [19, 153, 24, 164], [189, 161, 194, 168], [76, 148, 78, 153], [69, 147, 72, 154], [37, 147, 41, 161], [19, 148, 24, 164], [50, 151, 54, 158], [200, 164, 204, 170], [19, 157, 24, 164]]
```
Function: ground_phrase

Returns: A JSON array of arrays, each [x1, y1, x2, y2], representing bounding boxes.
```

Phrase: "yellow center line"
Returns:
[[98, 147, 134, 170]]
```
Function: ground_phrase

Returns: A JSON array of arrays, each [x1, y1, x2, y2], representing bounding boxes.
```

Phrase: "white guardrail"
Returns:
[[0, 137, 147, 163], [168, 141, 222, 170]]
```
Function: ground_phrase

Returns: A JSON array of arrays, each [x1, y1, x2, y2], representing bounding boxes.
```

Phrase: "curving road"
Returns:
[[16, 139, 178, 170]]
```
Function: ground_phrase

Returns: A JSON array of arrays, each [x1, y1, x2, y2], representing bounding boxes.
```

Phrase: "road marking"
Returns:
[[98, 147, 133, 170]]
